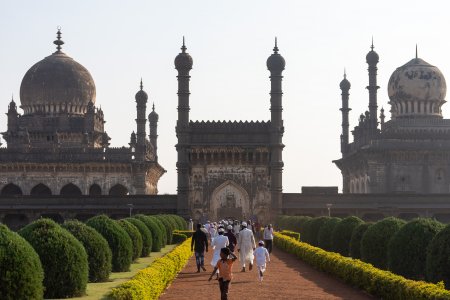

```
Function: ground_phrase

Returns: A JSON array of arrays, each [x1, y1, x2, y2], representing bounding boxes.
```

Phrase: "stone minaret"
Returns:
[[267, 38, 285, 216], [339, 71, 351, 156], [135, 79, 148, 160], [175, 37, 193, 217], [366, 39, 379, 130], [7, 96, 19, 133], [148, 103, 159, 161]]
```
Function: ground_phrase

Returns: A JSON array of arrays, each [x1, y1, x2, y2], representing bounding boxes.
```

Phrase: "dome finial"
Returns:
[[273, 37, 279, 54], [181, 36, 187, 53], [371, 36, 374, 51], [140, 78, 143, 90], [11, 93, 14, 103], [53, 26, 64, 53], [344, 68, 347, 79], [152, 102, 155, 111], [415, 44, 418, 59]]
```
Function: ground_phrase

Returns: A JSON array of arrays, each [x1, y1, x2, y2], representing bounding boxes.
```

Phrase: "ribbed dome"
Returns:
[[20, 52, 96, 115], [267, 39, 285, 73], [340, 75, 351, 90], [388, 57, 446, 119], [174, 38, 193, 71]]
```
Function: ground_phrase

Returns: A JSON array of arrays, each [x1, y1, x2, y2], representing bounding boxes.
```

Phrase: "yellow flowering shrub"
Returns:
[[110, 238, 192, 300], [274, 232, 450, 300]]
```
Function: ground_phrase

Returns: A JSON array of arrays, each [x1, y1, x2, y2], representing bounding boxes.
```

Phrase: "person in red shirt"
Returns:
[[208, 247, 237, 300]]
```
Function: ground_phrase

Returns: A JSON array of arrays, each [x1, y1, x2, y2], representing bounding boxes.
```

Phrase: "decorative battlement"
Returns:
[[189, 120, 271, 132]]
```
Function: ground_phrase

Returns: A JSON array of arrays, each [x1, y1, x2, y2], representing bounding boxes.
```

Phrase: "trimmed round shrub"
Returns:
[[118, 219, 143, 261], [0, 224, 44, 300], [63, 220, 112, 282], [304, 216, 331, 246], [154, 215, 174, 244], [318, 217, 341, 251], [172, 232, 187, 243], [426, 224, 450, 287], [388, 218, 444, 280], [86, 215, 133, 272], [125, 217, 152, 257], [148, 216, 167, 247], [172, 215, 187, 230], [135, 215, 163, 252], [331, 216, 364, 256], [300, 219, 314, 243], [165, 215, 184, 230], [19, 218, 88, 298], [349, 222, 371, 259], [360, 217, 406, 269]]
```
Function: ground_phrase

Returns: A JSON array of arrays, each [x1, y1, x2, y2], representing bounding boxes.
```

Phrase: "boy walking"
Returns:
[[253, 240, 270, 282], [208, 247, 237, 300]]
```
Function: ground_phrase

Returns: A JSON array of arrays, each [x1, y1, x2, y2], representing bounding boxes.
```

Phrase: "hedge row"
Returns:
[[279, 230, 300, 241], [173, 230, 195, 238], [274, 233, 450, 299], [110, 238, 192, 299]]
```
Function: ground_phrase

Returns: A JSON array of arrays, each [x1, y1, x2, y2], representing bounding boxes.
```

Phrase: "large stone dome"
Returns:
[[388, 57, 446, 119], [20, 51, 96, 115]]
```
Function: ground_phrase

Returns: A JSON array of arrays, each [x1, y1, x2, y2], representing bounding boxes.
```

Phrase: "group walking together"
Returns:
[[191, 219, 274, 300]]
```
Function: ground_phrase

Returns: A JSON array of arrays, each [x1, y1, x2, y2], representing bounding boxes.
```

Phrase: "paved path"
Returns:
[[160, 246, 375, 300]]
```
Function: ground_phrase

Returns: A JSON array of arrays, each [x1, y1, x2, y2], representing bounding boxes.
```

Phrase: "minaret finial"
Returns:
[[140, 78, 143, 90], [416, 44, 418, 59], [181, 36, 187, 53], [53, 26, 64, 53], [273, 37, 279, 54], [371, 36, 374, 51], [344, 68, 347, 79], [152, 102, 155, 111], [11, 93, 14, 102]]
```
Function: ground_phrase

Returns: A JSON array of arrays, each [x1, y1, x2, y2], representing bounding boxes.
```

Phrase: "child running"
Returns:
[[253, 240, 270, 282], [208, 247, 237, 300]]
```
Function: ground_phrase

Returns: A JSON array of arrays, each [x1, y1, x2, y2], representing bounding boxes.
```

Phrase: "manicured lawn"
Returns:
[[50, 244, 176, 300]]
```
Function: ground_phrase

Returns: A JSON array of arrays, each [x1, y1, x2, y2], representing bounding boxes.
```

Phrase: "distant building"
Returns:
[[174, 39, 285, 222], [0, 29, 165, 196], [334, 43, 450, 194]]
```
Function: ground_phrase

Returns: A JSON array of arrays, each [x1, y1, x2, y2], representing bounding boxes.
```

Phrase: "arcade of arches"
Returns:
[[0, 182, 128, 196]]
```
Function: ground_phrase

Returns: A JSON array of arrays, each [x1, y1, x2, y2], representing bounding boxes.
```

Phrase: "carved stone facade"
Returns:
[[174, 40, 285, 223], [0, 30, 165, 196], [334, 44, 450, 194]]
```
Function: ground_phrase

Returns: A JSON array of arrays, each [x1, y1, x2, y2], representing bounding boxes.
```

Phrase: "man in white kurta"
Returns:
[[210, 228, 229, 275], [237, 222, 256, 272]]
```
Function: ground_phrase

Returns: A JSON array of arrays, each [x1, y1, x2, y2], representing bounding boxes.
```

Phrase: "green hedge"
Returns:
[[148, 216, 168, 247], [134, 215, 163, 252], [86, 215, 133, 272], [388, 218, 444, 280], [274, 232, 450, 300], [426, 224, 450, 288], [173, 230, 194, 238], [279, 230, 300, 241], [0, 224, 44, 300], [118, 219, 143, 261], [361, 217, 405, 270], [110, 238, 192, 299], [125, 218, 153, 257], [172, 233, 187, 243], [154, 215, 174, 245], [63, 220, 112, 282], [276, 215, 311, 232], [349, 223, 371, 259], [19, 218, 88, 298], [331, 216, 364, 256], [304, 216, 330, 246], [317, 217, 341, 251]]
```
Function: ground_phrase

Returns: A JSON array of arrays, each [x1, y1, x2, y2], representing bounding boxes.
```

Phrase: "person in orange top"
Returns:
[[208, 247, 238, 300]]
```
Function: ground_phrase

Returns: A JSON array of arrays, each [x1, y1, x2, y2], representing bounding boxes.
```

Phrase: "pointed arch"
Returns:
[[211, 180, 250, 220], [1, 183, 23, 196], [30, 183, 52, 196], [60, 183, 82, 196], [89, 184, 102, 196], [109, 184, 128, 196]]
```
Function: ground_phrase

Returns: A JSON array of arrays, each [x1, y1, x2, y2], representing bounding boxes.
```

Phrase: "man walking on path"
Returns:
[[263, 224, 274, 253], [254, 240, 270, 282], [211, 228, 229, 278], [192, 223, 208, 272], [237, 221, 256, 272], [224, 225, 237, 253]]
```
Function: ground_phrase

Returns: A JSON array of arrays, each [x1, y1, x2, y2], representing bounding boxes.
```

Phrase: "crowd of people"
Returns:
[[191, 219, 274, 300]]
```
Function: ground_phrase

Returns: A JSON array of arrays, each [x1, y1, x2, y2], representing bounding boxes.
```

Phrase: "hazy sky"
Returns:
[[1, 0, 450, 194]]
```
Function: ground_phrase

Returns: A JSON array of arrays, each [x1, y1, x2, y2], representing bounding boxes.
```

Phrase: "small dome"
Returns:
[[388, 57, 446, 118], [135, 80, 148, 103], [267, 40, 285, 73], [366, 50, 379, 65], [20, 52, 96, 115], [149, 104, 159, 122], [340, 74, 351, 90], [174, 39, 193, 71]]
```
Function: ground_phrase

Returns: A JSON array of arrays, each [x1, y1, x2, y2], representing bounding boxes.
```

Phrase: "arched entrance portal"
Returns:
[[211, 180, 250, 221]]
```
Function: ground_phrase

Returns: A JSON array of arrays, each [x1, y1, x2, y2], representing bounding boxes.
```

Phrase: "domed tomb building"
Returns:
[[334, 44, 450, 193], [0, 30, 164, 196]]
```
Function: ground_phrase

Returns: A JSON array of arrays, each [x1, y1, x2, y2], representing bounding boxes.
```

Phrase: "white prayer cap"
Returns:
[[241, 221, 247, 227], [258, 240, 265, 245], [227, 225, 233, 230], [218, 228, 225, 233]]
